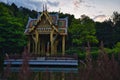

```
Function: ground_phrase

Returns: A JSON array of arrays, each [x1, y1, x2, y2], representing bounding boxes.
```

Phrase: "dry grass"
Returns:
[[2, 45, 120, 80]]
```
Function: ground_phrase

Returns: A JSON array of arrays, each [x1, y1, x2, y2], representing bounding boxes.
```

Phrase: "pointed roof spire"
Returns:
[[43, 4, 44, 11], [45, 3, 47, 11], [59, 8, 61, 13]]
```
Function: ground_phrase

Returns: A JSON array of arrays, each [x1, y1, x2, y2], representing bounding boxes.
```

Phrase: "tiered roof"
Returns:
[[24, 10, 68, 35]]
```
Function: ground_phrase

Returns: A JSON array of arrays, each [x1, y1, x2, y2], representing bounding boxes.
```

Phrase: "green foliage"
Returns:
[[112, 11, 120, 24], [0, 2, 30, 53], [96, 12, 120, 47], [78, 53, 86, 60], [0, 2, 120, 57], [112, 42, 120, 55], [69, 15, 98, 46], [0, 2, 40, 54], [104, 48, 113, 54], [91, 51, 99, 60], [103, 42, 120, 59]]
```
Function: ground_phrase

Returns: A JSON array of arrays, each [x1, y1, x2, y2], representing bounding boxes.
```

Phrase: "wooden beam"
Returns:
[[44, 13, 59, 33], [32, 30, 39, 54], [47, 42, 50, 56], [43, 40, 45, 54], [41, 40, 44, 54], [54, 40, 58, 54], [50, 30, 54, 55], [38, 35, 40, 55], [62, 35, 65, 55], [32, 39, 35, 53], [27, 36, 30, 53]]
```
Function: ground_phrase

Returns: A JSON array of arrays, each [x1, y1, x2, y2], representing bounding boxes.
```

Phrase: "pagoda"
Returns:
[[4, 6, 78, 74], [24, 6, 68, 56]]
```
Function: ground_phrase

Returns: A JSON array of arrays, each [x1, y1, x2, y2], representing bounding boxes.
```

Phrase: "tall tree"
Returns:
[[112, 11, 120, 25], [95, 21, 113, 47], [0, 2, 27, 53], [69, 15, 98, 47], [96, 11, 120, 47], [112, 12, 120, 48]]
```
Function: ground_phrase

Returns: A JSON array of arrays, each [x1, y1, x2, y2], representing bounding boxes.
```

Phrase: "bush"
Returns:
[[113, 42, 120, 54], [91, 50, 99, 60], [77, 46, 120, 80]]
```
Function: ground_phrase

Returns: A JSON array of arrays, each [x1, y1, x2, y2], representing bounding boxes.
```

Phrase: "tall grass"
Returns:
[[78, 42, 120, 80], [2, 45, 120, 80]]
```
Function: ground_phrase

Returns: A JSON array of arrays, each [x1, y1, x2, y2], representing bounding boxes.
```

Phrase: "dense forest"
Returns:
[[0, 2, 120, 57], [0, 2, 120, 80]]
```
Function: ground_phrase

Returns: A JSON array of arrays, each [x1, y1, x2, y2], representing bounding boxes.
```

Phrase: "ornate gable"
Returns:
[[24, 10, 68, 35], [36, 13, 52, 34]]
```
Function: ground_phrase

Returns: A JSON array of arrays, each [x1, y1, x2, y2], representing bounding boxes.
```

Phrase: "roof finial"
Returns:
[[59, 8, 61, 13], [45, 3, 47, 11], [43, 4, 44, 11]]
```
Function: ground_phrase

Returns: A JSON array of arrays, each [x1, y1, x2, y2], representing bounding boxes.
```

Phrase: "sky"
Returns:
[[0, 0, 120, 22]]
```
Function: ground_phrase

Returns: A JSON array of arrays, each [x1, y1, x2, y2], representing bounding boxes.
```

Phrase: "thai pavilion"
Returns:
[[24, 6, 68, 56]]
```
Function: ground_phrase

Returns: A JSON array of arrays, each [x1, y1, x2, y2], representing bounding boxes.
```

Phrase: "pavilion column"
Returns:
[[35, 41, 38, 54], [62, 35, 65, 55], [46, 42, 50, 56], [50, 30, 54, 55], [54, 40, 58, 54], [34, 30, 39, 54], [32, 39, 35, 53], [41, 40, 44, 55], [38, 35, 40, 55], [41, 39, 46, 55], [43, 40, 45, 54], [27, 36, 31, 53]]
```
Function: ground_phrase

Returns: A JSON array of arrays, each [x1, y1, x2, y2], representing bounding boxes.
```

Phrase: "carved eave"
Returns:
[[58, 17, 68, 35], [37, 11, 59, 33], [24, 10, 68, 36], [24, 17, 37, 35]]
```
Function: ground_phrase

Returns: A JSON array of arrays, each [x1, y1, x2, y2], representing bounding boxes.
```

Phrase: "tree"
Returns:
[[0, 2, 27, 53], [111, 11, 120, 25], [112, 12, 120, 45], [113, 42, 120, 54], [10, 3, 18, 17], [69, 15, 98, 47], [95, 21, 113, 47]]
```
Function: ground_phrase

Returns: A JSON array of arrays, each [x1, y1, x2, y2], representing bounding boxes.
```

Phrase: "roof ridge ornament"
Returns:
[[42, 0, 47, 12], [45, 3, 47, 11], [43, 4, 44, 11], [59, 8, 61, 14]]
